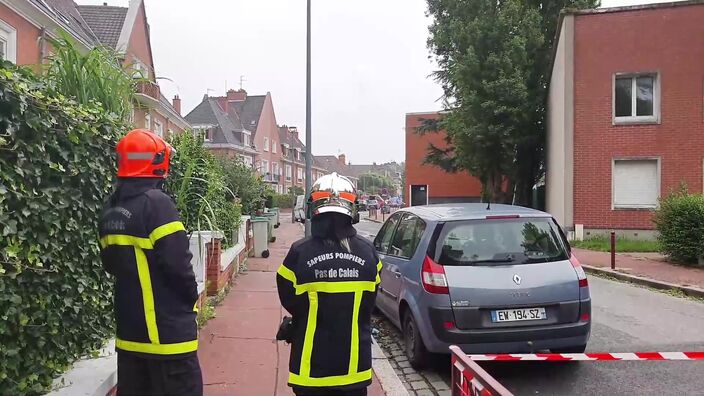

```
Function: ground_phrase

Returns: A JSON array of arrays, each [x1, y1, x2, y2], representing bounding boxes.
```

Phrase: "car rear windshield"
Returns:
[[433, 217, 569, 266]]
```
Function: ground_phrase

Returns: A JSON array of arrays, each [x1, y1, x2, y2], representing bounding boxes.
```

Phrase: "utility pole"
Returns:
[[304, 0, 313, 237]]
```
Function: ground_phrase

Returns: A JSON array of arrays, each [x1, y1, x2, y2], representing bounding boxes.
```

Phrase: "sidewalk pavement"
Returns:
[[573, 248, 704, 291], [198, 217, 386, 396]]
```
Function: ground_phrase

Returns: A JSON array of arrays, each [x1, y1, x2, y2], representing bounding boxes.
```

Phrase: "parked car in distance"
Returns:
[[373, 203, 591, 369], [367, 195, 381, 210], [293, 195, 306, 223]]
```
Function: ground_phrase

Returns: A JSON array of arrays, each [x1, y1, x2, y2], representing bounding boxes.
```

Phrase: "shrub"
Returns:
[[272, 193, 296, 209], [653, 187, 704, 265], [166, 132, 242, 248], [0, 62, 122, 394], [45, 34, 136, 121], [217, 156, 268, 215]]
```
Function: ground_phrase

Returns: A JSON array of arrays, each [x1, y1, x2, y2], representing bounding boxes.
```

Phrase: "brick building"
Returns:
[[349, 162, 404, 196], [405, 111, 482, 206], [314, 154, 358, 187], [184, 92, 258, 165], [0, 0, 96, 65], [186, 89, 287, 193], [79, 1, 189, 136], [547, 1, 704, 239], [0, 0, 188, 135]]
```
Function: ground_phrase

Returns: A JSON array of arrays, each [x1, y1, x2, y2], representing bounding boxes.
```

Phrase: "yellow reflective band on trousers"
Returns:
[[149, 221, 186, 245], [134, 247, 160, 345], [348, 291, 362, 375], [116, 338, 198, 355], [289, 369, 373, 387]]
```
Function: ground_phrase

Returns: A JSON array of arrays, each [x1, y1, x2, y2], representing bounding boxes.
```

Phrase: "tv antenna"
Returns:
[[239, 75, 247, 90]]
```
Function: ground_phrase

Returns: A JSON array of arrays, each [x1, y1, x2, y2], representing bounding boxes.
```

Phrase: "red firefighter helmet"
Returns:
[[116, 129, 172, 178]]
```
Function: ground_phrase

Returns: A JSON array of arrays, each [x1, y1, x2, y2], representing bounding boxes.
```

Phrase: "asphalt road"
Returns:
[[355, 217, 704, 396]]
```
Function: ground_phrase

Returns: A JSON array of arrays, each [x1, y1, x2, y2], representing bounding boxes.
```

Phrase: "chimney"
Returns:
[[226, 89, 247, 102], [289, 126, 299, 140], [339, 154, 347, 165], [172, 95, 181, 115]]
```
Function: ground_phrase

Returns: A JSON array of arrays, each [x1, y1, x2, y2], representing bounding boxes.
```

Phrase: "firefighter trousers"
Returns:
[[117, 352, 203, 396]]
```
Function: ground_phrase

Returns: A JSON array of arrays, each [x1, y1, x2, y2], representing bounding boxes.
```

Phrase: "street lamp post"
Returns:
[[304, 0, 313, 237]]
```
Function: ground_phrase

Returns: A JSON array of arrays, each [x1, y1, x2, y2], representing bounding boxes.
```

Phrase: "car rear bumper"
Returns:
[[424, 306, 591, 354]]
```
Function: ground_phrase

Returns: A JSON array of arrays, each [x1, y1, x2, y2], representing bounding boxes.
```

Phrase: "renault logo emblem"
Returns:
[[513, 274, 522, 285]]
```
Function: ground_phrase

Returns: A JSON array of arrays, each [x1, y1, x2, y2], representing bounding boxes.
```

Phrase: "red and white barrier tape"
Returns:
[[468, 352, 704, 361]]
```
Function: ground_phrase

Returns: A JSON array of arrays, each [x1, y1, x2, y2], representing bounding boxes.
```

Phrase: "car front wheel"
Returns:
[[403, 312, 429, 370]]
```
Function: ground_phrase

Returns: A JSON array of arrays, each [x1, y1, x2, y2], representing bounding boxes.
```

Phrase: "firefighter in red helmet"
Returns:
[[99, 129, 202, 396]]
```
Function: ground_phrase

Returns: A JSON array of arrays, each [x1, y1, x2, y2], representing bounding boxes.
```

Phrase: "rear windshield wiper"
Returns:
[[465, 258, 516, 264]]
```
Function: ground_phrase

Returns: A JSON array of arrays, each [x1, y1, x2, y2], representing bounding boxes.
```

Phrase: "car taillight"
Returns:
[[570, 254, 588, 288], [422, 256, 449, 294]]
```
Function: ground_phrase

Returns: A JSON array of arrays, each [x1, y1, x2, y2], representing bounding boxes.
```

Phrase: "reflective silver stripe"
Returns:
[[126, 152, 155, 160]]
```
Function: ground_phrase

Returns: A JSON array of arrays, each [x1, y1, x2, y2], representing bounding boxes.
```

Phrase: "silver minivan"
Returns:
[[373, 204, 591, 369]]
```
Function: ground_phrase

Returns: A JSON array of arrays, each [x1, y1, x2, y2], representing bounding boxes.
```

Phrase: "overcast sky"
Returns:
[[80, 0, 681, 164]]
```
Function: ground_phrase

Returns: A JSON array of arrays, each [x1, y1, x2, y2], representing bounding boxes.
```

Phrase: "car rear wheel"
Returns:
[[551, 344, 587, 354], [403, 312, 429, 370]]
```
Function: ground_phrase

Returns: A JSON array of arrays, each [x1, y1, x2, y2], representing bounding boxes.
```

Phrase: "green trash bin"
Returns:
[[251, 217, 270, 258], [270, 208, 280, 228], [261, 212, 277, 242]]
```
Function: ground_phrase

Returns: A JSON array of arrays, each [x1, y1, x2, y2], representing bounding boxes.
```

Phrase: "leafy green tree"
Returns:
[[424, 0, 599, 205], [358, 173, 394, 195], [166, 133, 241, 247], [217, 156, 268, 215]]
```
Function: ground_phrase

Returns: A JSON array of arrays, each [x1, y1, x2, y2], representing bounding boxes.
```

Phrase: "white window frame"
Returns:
[[145, 113, 152, 130], [242, 131, 251, 147], [272, 162, 279, 176], [613, 72, 660, 125], [154, 120, 163, 137], [262, 160, 269, 175], [611, 157, 661, 210], [263, 137, 270, 152], [286, 164, 292, 180], [297, 168, 303, 181], [0, 19, 17, 63], [272, 141, 277, 154]]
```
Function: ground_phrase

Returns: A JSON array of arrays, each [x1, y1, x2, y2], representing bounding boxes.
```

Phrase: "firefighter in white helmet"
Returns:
[[277, 172, 382, 396]]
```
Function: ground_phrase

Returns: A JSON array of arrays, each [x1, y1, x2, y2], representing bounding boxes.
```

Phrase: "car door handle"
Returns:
[[391, 270, 401, 278]]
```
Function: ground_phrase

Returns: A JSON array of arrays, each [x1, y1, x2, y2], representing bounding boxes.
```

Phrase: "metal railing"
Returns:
[[450, 346, 513, 396]]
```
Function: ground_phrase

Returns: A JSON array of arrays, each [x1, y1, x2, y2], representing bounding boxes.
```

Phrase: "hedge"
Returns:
[[653, 188, 704, 265], [166, 132, 242, 248], [0, 62, 121, 394]]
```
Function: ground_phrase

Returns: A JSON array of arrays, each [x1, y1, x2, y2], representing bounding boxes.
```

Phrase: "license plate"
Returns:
[[491, 308, 547, 323]]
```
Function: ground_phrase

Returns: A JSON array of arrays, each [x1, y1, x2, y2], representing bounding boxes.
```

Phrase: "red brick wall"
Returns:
[[405, 112, 482, 202], [254, 94, 284, 190], [573, 5, 704, 230], [0, 4, 43, 66], [126, 2, 155, 80]]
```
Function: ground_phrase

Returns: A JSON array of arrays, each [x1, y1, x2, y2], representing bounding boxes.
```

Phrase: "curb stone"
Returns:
[[583, 265, 704, 299], [372, 336, 411, 396]]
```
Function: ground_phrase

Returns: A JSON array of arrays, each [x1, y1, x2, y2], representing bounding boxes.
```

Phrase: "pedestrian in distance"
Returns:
[[277, 172, 383, 396], [99, 129, 203, 396]]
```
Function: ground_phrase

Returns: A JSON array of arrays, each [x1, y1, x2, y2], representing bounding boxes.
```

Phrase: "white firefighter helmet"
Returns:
[[307, 172, 360, 223]]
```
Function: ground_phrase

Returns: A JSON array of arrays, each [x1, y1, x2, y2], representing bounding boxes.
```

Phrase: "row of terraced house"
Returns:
[[0, 0, 362, 193]]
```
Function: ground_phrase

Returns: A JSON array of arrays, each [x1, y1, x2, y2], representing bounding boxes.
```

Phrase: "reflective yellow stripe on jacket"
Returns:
[[277, 260, 382, 387], [102, 221, 197, 355]]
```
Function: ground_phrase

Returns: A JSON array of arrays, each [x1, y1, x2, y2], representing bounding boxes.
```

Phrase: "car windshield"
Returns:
[[435, 217, 568, 266]]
